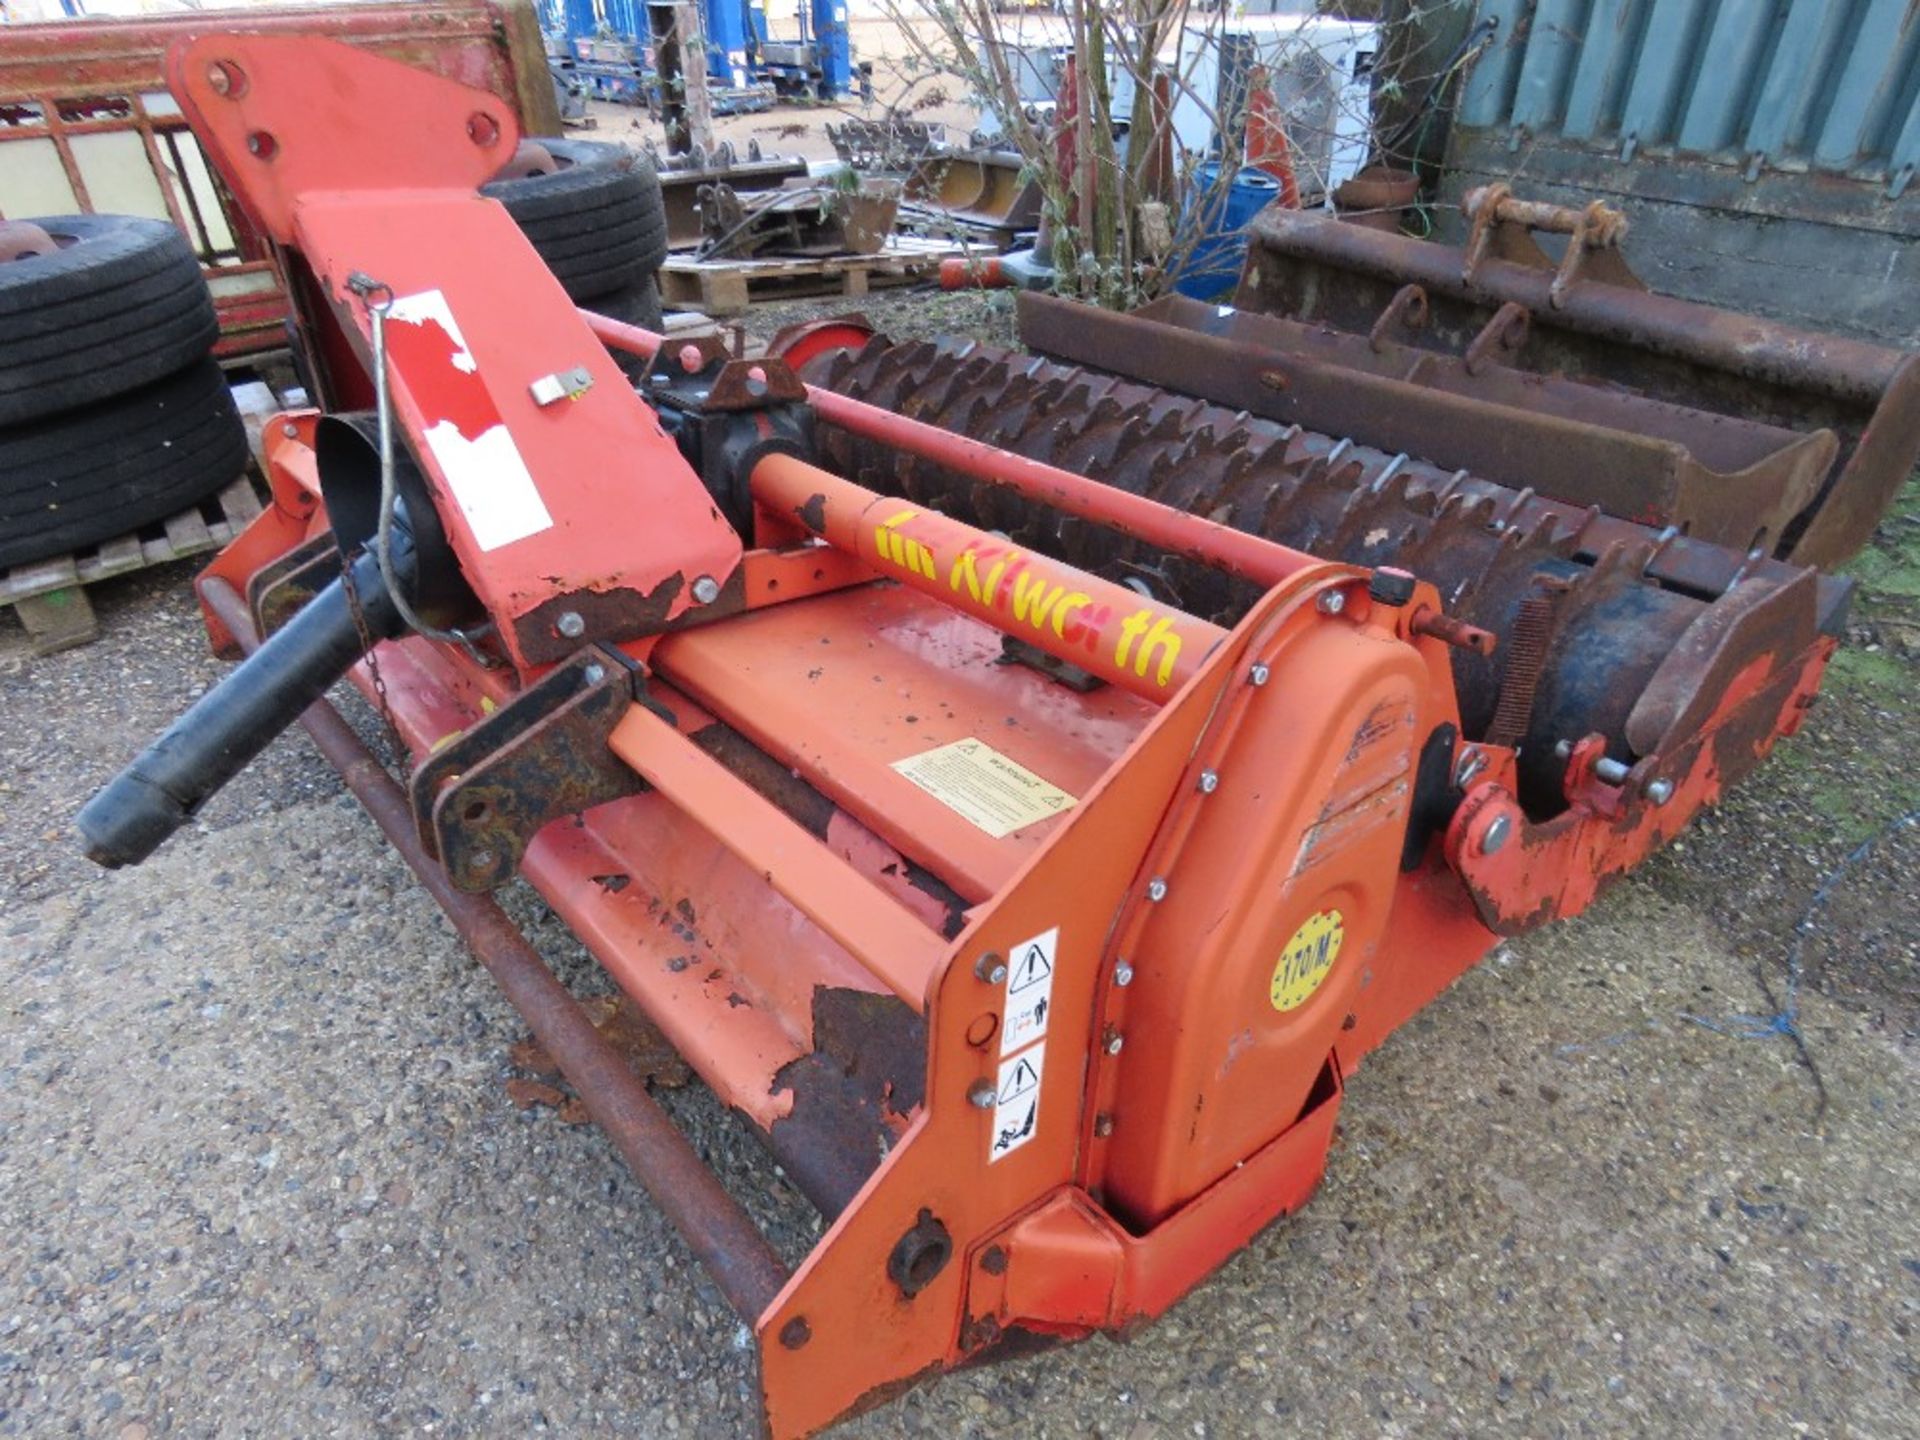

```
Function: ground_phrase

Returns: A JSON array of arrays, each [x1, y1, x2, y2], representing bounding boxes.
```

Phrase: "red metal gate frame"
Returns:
[[0, 0, 560, 359]]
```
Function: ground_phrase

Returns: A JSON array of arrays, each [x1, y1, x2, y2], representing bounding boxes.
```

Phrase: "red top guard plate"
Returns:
[[167, 34, 742, 671]]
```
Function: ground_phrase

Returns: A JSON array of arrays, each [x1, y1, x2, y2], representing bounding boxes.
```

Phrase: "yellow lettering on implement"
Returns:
[[950, 547, 981, 600], [1010, 571, 1068, 630], [876, 509, 936, 579], [1052, 592, 1091, 640], [948, 544, 1015, 603], [1115, 609, 1151, 670], [1132, 616, 1182, 687], [1113, 609, 1182, 687]]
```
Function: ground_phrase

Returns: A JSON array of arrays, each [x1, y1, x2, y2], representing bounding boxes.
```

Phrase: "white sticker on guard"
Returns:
[[1002, 926, 1057, 1055], [388, 290, 554, 552], [989, 1044, 1043, 1162], [890, 737, 1076, 839]]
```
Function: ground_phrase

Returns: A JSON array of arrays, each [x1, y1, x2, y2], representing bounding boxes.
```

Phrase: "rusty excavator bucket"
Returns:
[[1177, 186, 1920, 569], [74, 37, 1890, 1440]]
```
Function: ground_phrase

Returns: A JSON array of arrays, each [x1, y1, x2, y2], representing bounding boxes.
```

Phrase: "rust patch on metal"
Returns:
[[694, 721, 971, 936], [512, 572, 687, 664], [412, 648, 644, 890], [764, 986, 928, 1219]]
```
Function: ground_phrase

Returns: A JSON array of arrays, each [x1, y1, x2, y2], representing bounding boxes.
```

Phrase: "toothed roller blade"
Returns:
[[808, 336, 1741, 818]]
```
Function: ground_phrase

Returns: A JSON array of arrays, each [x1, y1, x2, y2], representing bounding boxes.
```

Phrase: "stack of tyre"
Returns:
[[0, 216, 247, 571], [483, 138, 670, 344]]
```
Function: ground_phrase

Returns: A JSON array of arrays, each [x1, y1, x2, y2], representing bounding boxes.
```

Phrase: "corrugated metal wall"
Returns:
[[1458, 0, 1920, 192]]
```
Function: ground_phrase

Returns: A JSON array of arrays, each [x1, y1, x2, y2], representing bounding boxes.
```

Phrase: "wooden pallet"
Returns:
[[1, 475, 267, 656], [659, 235, 984, 316]]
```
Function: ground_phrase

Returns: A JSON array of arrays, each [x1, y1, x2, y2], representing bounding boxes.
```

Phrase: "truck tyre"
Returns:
[[0, 214, 218, 428], [484, 138, 669, 300], [0, 357, 248, 570]]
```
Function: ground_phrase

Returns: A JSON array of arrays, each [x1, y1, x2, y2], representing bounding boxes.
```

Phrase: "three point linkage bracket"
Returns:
[[410, 647, 673, 892]]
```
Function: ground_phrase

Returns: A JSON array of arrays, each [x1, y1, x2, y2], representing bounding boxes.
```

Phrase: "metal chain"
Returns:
[[337, 550, 407, 761]]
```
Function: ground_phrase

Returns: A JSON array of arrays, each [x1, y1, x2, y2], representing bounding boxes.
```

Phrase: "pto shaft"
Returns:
[[78, 544, 408, 868]]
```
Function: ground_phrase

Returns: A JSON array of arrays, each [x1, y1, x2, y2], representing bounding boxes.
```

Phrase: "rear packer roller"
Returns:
[[798, 327, 1847, 821]]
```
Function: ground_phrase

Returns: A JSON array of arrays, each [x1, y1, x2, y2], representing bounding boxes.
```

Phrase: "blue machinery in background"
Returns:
[[746, 0, 855, 101], [544, 0, 856, 105]]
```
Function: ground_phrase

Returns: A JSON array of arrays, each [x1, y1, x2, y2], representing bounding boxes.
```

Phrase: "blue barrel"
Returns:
[[1174, 163, 1283, 301]]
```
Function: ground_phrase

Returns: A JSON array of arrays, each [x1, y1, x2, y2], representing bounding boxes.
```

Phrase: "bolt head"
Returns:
[[1113, 960, 1134, 987], [1554, 738, 1574, 760], [281, 421, 299, 438], [967, 1080, 996, 1109], [582, 663, 606, 685], [1247, 662, 1270, 686], [975, 951, 1007, 985], [692, 574, 721, 605], [1479, 814, 1512, 856], [1316, 589, 1347, 615], [556, 610, 586, 639], [1453, 747, 1487, 788], [1645, 778, 1675, 806], [1146, 877, 1168, 903], [1104, 1031, 1124, 1055], [1197, 769, 1219, 794]]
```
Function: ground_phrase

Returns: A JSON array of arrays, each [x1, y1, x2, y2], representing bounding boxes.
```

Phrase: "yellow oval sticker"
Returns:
[[1270, 909, 1345, 1012]]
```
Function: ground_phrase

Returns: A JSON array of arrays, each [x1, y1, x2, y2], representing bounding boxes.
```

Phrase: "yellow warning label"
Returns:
[[891, 737, 1077, 839], [1270, 909, 1345, 1012]]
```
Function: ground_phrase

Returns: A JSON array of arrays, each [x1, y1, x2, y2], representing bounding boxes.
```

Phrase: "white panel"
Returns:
[[0, 137, 81, 218], [69, 131, 171, 222]]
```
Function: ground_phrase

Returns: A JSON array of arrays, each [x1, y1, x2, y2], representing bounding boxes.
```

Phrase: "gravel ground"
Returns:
[[2, 293, 1916, 1438]]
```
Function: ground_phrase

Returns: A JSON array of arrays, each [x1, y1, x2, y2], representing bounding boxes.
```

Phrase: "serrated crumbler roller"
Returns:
[[77, 35, 1908, 1440], [799, 309, 1854, 820]]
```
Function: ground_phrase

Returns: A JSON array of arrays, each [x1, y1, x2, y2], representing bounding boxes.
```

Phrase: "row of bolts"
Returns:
[[956, 572, 1676, 1109]]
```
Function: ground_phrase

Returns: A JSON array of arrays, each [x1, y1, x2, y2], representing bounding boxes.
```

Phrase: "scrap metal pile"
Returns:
[[79, 36, 1914, 1440], [829, 118, 1042, 249]]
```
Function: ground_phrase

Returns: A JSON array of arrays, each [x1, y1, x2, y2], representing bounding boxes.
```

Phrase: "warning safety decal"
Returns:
[[988, 1044, 1043, 1161], [891, 737, 1077, 839], [988, 924, 1059, 1163], [1002, 926, 1057, 1054]]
